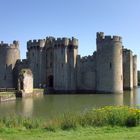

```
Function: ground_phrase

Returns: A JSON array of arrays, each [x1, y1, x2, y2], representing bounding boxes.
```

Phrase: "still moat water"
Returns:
[[0, 88, 140, 119]]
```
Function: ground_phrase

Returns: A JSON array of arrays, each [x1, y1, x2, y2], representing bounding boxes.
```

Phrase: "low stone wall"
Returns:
[[0, 92, 16, 102], [33, 88, 44, 96], [16, 89, 44, 98]]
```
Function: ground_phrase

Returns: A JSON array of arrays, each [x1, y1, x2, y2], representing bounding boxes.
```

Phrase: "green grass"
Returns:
[[1, 106, 140, 139], [0, 126, 140, 140], [0, 106, 140, 130]]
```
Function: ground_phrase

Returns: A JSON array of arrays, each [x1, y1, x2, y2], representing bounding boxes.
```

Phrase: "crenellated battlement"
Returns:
[[55, 37, 69, 46], [46, 37, 55, 42], [27, 36, 78, 50], [96, 32, 122, 42], [13, 40, 19, 47], [0, 41, 8, 47], [45, 37, 68, 48], [112, 36, 122, 42], [0, 41, 19, 49], [123, 48, 133, 55], [27, 39, 45, 44], [69, 37, 78, 47], [97, 32, 104, 39], [54, 37, 78, 47], [16, 59, 28, 65], [80, 55, 94, 63], [133, 54, 137, 58], [27, 39, 46, 50]]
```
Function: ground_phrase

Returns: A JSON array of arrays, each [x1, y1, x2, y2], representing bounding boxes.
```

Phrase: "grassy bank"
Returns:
[[1, 106, 140, 139], [1, 126, 140, 140], [0, 106, 140, 130]]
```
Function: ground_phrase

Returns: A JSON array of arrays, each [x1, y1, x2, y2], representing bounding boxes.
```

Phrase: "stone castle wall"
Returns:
[[0, 32, 138, 93], [76, 54, 96, 91], [123, 49, 133, 89], [53, 37, 78, 91], [27, 39, 46, 88], [0, 41, 20, 88], [26, 37, 78, 91], [96, 32, 123, 93], [133, 55, 138, 87]]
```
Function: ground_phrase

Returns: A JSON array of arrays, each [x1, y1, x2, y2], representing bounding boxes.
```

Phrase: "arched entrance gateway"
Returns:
[[48, 75, 53, 88]]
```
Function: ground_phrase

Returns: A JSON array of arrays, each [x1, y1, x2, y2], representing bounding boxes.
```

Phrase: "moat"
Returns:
[[0, 88, 140, 119]]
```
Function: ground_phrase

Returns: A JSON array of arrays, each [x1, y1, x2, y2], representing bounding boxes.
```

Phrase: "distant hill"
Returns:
[[138, 71, 140, 86]]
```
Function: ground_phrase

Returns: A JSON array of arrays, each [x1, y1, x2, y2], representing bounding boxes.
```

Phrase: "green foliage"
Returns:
[[90, 106, 140, 127], [41, 106, 140, 130], [0, 115, 42, 129], [60, 113, 78, 130], [125, 115, 137, 127], [0, 106, 140, 131], [44, 120, 59, 132]]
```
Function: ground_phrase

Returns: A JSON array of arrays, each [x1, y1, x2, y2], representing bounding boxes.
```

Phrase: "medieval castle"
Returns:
[[0, 32, 138, 93]]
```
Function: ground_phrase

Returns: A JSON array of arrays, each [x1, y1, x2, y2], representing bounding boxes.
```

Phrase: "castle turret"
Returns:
[[53, 37, 78, 91], [45, 37, 55, 88], [123, 49, 133, 90], [96, 32, 123, 93], [67, 37, 78, 90], [0, 41, 20, 88], [27, 39, 46, 87], [133, 55, 138, 87]]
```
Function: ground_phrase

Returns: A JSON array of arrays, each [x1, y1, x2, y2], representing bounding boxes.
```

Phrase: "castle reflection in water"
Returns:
[[0, 88, 140, 119]]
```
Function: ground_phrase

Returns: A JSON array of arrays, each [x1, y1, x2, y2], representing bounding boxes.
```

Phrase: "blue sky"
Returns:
[[0, 0, 140, 69]]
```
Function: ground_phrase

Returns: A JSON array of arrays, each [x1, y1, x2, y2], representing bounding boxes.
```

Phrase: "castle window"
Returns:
[[36, 63, 38, 67], [37, 46, 39, 49], [32, 52, 34, 57], [4, 75, 6, 80], [50, 62, 52, 68], [62, 63, 63, 68], [110, 62, 112, 69]]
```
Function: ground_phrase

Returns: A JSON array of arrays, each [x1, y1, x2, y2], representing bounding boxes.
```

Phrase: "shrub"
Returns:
[[0, 106, 140, 130], [44, 120, 59, 132], [125, 115, 137, 127], [60, 113, 78, 130]]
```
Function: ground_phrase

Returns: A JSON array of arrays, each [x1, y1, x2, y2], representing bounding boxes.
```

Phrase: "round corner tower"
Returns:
[[133, 55, 138, 87], [96, 32, 123, 93], [0, 41, 20, 88]]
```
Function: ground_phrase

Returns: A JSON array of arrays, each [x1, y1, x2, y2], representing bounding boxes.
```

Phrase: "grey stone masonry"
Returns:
[[0, 32, 138, 93]]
